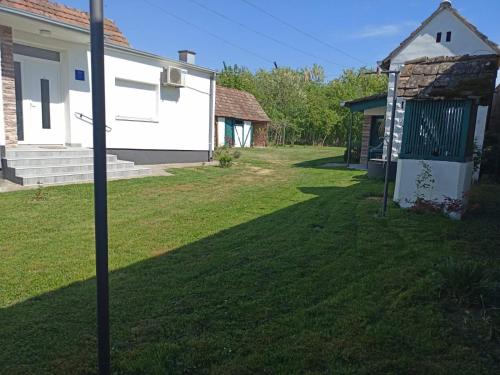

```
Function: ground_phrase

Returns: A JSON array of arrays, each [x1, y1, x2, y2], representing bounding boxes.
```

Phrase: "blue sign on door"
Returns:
[[75, 70, 85, 81]]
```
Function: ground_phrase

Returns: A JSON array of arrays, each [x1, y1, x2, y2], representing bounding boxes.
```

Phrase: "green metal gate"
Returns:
[[400, 100, 473, 162]]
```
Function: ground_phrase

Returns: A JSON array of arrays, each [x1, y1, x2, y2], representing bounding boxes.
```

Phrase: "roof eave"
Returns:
[[0, 4, 216, 75]]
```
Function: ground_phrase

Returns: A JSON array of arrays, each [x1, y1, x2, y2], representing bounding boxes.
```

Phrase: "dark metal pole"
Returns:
[[382, 71, 400, 216], [347, 113, 353, 167], [90, 0, 110, 374]]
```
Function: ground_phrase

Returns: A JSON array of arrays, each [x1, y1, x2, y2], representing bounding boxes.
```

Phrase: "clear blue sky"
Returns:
[[63, 0, 499, 80]]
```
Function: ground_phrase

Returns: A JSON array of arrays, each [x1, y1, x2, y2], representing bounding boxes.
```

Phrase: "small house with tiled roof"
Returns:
[[215, 86, 270, 148], [344, 0, 499, 217], [0, 0, 217, 185]]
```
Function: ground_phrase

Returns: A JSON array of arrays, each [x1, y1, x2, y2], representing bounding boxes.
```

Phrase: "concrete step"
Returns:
[[16, 167, 152, 186], [6, 155, 118, 168], [5, 149, 94, 159], [14, 161, 136, 177]]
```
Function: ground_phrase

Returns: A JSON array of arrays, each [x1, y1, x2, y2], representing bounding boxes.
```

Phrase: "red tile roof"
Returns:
[[0, 0, 129, 46], [215, 86, 270, 123]]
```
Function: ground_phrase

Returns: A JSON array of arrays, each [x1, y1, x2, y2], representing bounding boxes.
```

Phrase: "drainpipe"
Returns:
[[208, 72, 216, 160]]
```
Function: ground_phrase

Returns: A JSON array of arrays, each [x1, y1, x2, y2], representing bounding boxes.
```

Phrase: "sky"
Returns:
[[62, 0, 500, 80]]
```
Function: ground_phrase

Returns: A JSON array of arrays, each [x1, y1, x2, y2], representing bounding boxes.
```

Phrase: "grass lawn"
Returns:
[[1, 146, 499, 374]]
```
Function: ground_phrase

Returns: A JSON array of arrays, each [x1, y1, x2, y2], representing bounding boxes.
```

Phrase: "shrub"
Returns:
[[218, 153, 233, 168], [213, 146, 242, 168]]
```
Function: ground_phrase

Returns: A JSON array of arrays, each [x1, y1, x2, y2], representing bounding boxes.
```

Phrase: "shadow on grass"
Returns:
[[0, 180, 494, 374], [293, 155, 346, 169]]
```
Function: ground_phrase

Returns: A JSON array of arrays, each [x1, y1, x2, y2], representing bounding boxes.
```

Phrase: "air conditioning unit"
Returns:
[[161, 66, 186, 87]]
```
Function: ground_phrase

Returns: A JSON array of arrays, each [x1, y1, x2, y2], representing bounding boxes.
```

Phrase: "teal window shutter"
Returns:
[[401, 100, 473, 162]]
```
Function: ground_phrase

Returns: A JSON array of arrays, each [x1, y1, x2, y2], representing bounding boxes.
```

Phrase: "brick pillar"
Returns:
[[360, 115, 371, 165], [0, 25, 17, 147]]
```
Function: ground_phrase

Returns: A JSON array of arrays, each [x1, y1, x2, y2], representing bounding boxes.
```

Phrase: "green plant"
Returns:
[[214, 146, 233, 168], [32, 183, 47, 202], [437, 258, 490, 306], [214, 146, 243, 168]]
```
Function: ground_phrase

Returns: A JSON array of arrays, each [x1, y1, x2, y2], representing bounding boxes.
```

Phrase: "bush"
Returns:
[[214, 146, 242, 168]]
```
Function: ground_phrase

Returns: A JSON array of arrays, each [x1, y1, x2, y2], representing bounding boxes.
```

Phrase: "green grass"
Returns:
[[0, 146, 499, 374]]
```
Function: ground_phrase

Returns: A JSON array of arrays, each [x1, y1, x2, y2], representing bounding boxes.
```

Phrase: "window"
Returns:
[[14, 62, 24, 140], [436, 32, 442, 43], [114, 78, 158, 122], [446, 31, 452, 42], [41, 79, 51, 129]]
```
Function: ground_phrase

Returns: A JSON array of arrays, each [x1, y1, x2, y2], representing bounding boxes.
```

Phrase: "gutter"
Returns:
[[208, 72, 216, 160], [0, 5, 216, 74]]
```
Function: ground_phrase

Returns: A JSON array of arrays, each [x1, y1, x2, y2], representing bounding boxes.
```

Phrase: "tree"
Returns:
[[217, 64, 387, 146]]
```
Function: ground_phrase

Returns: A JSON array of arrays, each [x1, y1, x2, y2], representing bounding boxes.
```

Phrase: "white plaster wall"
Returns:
[[392, 9, 497, 65], [472, 105, 489, 181], [216, 116, 225, 147], [394, 159, 473, 210], [382, 7, 498, 161], [10, 30, 213, 152], [78, 48, 213, 151]]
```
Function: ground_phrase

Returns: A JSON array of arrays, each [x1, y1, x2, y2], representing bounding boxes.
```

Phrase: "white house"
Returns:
[[379, 0, 500, 162], [345, 1, 499, 217], [0, 0, 216, 185]]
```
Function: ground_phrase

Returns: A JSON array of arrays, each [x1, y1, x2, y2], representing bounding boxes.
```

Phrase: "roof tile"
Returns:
[[215, 86, 270, 122], [0, 0, 129, 46]]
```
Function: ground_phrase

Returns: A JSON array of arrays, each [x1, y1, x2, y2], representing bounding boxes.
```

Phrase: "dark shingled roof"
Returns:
[[0, 0, 129, 46], [397, 54, 499, 99], [216, 86, 270, 122], [381, 1, 500, 69]]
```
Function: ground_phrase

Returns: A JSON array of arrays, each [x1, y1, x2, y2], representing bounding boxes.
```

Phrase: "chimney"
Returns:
[[178, 50, 196, 65]]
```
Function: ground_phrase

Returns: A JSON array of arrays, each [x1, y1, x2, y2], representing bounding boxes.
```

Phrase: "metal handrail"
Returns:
[[74, 112, 112, 132]]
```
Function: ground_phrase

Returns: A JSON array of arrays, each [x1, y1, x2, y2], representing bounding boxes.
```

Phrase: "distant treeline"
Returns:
[[217, 64, 388, 147]]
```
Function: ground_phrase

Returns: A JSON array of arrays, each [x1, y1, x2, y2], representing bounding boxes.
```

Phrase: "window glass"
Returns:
[[41, 79, 51, 129]]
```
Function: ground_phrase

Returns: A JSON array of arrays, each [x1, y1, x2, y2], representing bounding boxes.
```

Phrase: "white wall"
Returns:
[[383, 7, 498, 160], [394, 159, 473, 218], [392, 8, 497, 65], [216, 117, 225, 147], [72, 48, 213, 151], [472, 106, 489, 181], [9, 29, 214, 152]]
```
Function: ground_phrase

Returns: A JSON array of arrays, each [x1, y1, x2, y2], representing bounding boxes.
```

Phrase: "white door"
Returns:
[[234, 124, 244, 148], [15, 55, 64, 145]]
